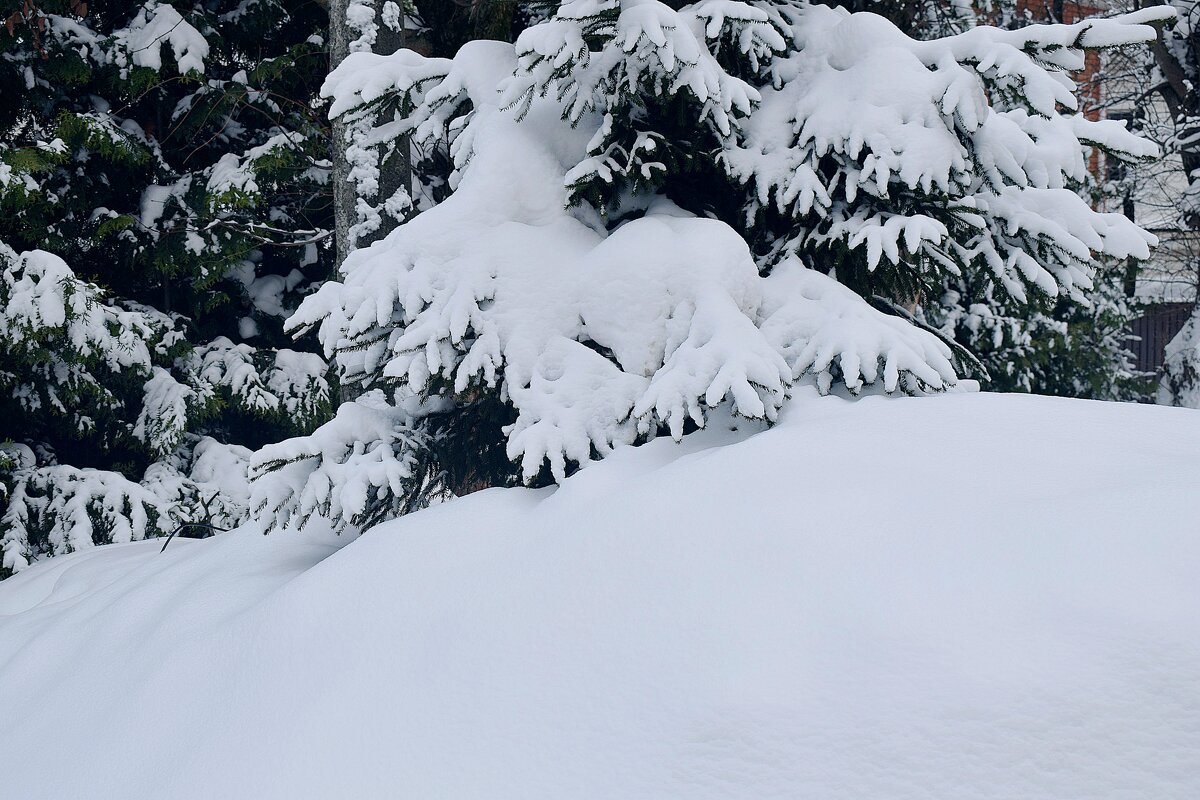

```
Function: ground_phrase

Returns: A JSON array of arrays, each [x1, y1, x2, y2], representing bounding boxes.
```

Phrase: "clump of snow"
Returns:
[[183, 337, 331, 427], [347, 0, 381, 53], [206, 133, 302, 204], [0, 160, 40, 196], [140, 437, 254, 536], [230, 269, 307, 319], [760, 257, 957, 393], [133, 367, 193, 458], [138, 180, 191, 229], [0, 392, 1198, 798], [1, 465, 168, 574], [248, 390, 428, 533], [0, 244, 167, 379], [112, 2, 209, 76]]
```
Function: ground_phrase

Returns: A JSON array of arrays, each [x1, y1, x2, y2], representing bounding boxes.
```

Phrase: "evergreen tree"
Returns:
[[0, 0, 333, 575], [252, 0, 1165, 533]]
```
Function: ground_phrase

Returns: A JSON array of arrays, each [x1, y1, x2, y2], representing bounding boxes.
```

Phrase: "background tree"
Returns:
[[0, 0, 335, 575]]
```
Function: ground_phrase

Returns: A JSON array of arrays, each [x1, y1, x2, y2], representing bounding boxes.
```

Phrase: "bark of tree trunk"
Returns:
[[329, 0, 354, 272], [329, 0, 415, 271]]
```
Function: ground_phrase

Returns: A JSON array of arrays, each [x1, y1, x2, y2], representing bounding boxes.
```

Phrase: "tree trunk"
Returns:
[[329, 0, 355, 271], [329, 0, 416, 270]]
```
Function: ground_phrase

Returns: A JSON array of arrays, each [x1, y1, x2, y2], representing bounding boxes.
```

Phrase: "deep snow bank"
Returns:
[[1, 392, 1198, 799]]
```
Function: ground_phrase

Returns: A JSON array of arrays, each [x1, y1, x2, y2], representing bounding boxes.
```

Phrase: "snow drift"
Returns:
[[1, 391, 1198, 799]]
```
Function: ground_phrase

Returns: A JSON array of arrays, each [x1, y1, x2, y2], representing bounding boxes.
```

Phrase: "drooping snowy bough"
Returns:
[[253, 0, 1168, 532], [0, 244, 322, 575]]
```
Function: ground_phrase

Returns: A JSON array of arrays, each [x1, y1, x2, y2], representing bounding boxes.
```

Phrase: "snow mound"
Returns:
[[1, 392, 1199, 799]]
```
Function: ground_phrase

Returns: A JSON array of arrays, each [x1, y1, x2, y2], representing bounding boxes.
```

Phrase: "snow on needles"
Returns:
[[293, 1, 1164, 487], [296, 34, 961, 484], [725, 3, 1158, 300], [112, 2, 209, 75]]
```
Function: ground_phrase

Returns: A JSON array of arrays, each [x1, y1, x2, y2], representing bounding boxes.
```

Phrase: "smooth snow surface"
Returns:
[[1, 392, 1199, 799]]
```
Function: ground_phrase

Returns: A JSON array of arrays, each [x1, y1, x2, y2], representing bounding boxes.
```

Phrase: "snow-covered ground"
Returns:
[[1, 391, 1198, 799]]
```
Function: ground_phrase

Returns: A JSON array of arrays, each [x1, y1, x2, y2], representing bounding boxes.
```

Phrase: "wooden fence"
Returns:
[[1129, 302, 1196, 374]]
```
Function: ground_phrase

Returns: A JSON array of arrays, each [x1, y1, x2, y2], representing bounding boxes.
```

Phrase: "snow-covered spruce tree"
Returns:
[[251, 0, 1164, 533], [0, 0, 333, 575]]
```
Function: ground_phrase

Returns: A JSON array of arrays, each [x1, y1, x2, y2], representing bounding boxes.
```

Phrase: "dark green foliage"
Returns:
[[0, 0, 334, 465], [0, 0, 335, 572]]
